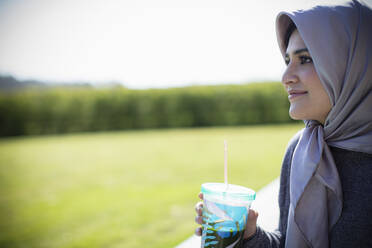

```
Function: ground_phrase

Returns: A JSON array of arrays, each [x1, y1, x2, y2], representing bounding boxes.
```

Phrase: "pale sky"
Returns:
[[0, 0, 343, 89]]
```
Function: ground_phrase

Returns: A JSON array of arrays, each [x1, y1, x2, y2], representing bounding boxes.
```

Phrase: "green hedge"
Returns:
[[0, 82, 293, 136]]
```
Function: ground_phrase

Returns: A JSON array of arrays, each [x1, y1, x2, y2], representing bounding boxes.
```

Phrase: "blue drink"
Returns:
[[201, 183, 255, 248]]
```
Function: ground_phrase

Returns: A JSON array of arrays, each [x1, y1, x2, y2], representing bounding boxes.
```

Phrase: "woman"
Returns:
[[195, 1, 372, 247]]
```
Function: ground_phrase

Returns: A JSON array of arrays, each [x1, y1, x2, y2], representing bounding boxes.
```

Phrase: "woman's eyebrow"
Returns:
[[285, 48, 309, 57]]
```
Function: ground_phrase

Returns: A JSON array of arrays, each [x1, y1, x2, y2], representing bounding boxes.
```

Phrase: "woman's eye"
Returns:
[[299, 56, 312, 64]]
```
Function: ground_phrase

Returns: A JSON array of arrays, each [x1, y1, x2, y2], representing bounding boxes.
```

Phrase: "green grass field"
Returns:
[[0, 124, 303, 248]]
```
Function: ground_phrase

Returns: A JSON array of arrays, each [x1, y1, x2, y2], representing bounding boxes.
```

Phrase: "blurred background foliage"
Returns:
[[0, 80, 293, 136]]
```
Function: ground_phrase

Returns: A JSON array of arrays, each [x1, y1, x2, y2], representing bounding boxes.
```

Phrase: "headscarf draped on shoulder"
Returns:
[[275, 1, 372, 247]]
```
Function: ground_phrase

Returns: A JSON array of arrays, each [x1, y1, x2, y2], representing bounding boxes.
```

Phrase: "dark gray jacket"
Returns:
[[242, 132, 372, 248]]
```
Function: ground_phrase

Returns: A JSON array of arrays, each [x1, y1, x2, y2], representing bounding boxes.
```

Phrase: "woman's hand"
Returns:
[[194, 192, 204, 236], [194, 192, 259, 239]]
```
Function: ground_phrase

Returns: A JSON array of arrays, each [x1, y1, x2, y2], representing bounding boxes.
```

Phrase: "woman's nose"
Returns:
[[281, 64, 299, 86]]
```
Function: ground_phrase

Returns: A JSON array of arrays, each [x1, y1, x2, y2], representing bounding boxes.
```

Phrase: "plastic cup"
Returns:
[[201, 183, 256, 248]]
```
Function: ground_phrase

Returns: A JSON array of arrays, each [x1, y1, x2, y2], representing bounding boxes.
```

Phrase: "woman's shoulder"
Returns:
[[285, 128, 303, 153], [280, 128, 303, 170]]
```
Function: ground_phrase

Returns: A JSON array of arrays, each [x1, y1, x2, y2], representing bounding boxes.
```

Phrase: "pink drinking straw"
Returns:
[[224, 140, 228, 190]]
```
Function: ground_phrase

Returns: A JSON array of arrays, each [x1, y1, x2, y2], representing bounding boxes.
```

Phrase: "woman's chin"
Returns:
[[289, 110, 304, 121]]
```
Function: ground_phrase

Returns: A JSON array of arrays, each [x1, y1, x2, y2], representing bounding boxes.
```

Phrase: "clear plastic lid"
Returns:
[[201, 183, 256, 202]]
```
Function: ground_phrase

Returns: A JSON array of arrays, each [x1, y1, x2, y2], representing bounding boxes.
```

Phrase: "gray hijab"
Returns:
[[276, 1, 372, 247]]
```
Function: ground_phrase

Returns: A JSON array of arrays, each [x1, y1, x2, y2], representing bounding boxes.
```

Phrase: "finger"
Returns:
[[194, 202, 204, 215], [244, 209, 259, 239], [248, 209, 259, 219], [247, 209, 259, 223], [195, 215, 204, 225], [198, 192, 204, 200], [195, 227, 202, 236]]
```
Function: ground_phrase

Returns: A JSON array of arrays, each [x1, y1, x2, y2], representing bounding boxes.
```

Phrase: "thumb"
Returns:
[[244, 209, 258, 239]]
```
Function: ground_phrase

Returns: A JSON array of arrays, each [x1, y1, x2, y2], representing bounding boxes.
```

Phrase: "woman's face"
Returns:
[[282, 29, 332, 124]]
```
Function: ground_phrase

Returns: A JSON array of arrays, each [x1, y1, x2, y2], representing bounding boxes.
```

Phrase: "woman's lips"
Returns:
[[288, 90, 308, 100]]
